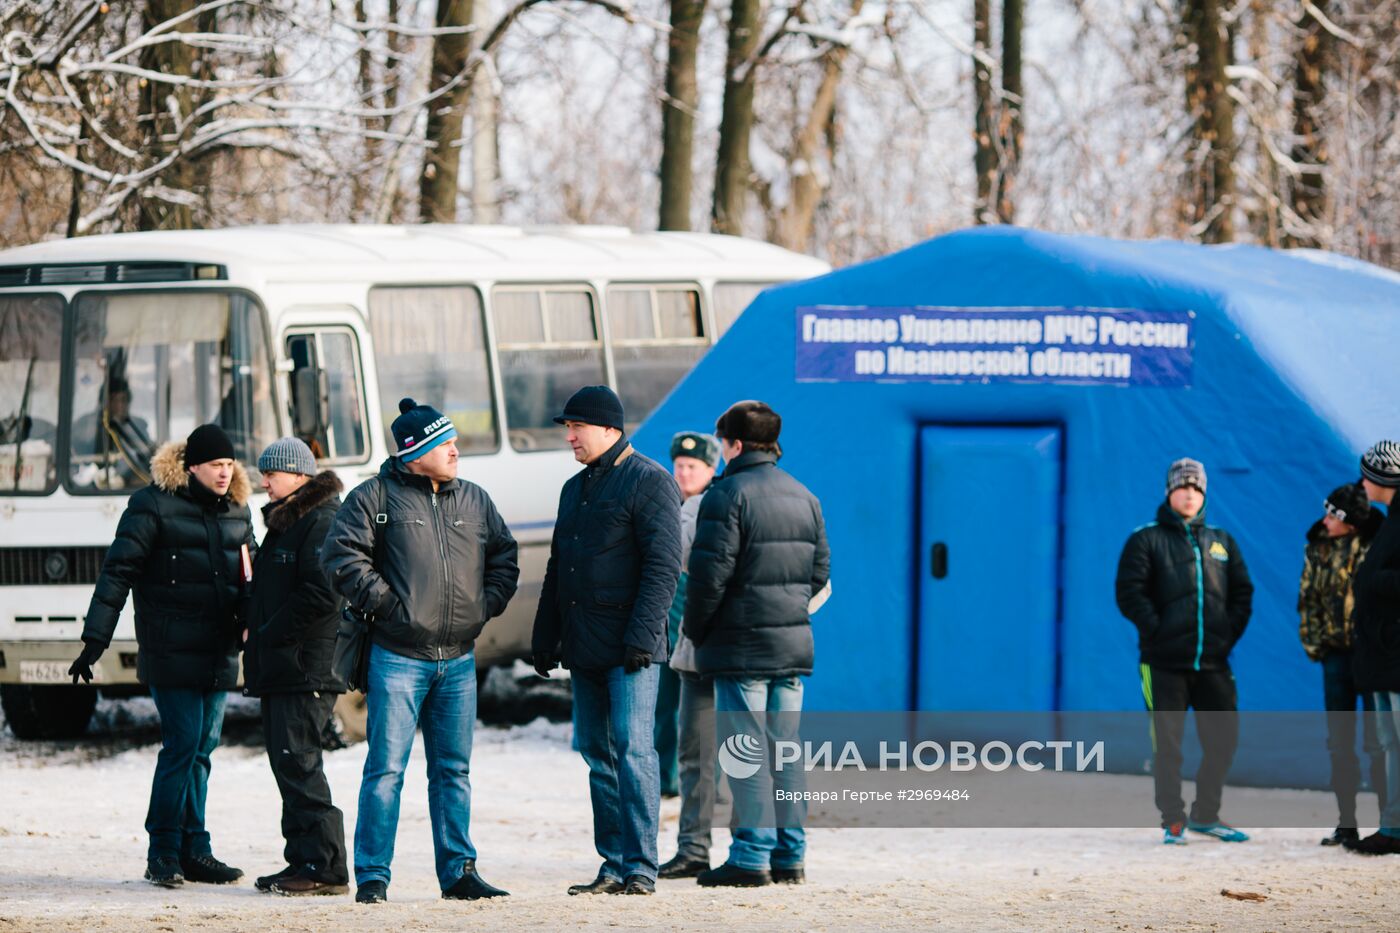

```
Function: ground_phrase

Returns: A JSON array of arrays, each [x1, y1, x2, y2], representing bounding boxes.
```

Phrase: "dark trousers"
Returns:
[[655, 663, 681, 796], [146, 686, 226, 861], [262, 691, 347, 882], [1139, 665, 1238, 827], [1321, 652, 1387, 827], [675, 674, 718, 860]]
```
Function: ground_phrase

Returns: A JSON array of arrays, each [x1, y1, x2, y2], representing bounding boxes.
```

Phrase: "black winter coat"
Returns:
[[322, 457, 519, 661], [1352, 502, 1400, 693], [532, 438, 682, 671], [1115, 500, 1253, 672], [244, 471, 345, 696], [83, 440, 256, 690], [683, 450, 830, 679]]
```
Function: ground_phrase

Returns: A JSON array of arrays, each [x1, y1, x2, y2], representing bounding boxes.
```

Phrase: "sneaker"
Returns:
[[772, 866, 805, 884], [1162, 822, 1188, 845], [697, 862, 772, 887], [255, 865, 298, 892], [657, 853, 709, 879], [1322, 827, 1360, 847], [144, 857, 184, 888], [623, 874, 655, 895], [1187, 821, 1249, 842], [356, 880, 388, 904], [272, 868, 350, 897], [1346, 831, 1400, 855], [181, 854, 244, 884]]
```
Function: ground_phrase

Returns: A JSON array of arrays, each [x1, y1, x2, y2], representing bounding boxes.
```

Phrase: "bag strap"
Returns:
[[364, 477, 389, 626]]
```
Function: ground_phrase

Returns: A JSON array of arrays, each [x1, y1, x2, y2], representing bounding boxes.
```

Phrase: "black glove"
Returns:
[[533, 653, 556, 679], [68, 639, 104, 684], [623, 647, 652, 674]]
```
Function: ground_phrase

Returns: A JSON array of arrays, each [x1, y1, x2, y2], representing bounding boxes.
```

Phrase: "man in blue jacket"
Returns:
[[1115, 458, 1254, 845], [532, 385, 682, 896]]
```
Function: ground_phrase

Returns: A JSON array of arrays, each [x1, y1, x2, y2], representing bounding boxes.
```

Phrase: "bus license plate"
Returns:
[[20, 661, 101, 684]]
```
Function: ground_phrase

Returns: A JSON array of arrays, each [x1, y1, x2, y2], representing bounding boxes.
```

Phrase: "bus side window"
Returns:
[[285, 329, 368, 464], [711, 282, 775, 338], [605, 285, 705, 435]]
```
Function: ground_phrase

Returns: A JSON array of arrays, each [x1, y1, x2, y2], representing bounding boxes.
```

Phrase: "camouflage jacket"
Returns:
[[1298, 524, 1370, 659]]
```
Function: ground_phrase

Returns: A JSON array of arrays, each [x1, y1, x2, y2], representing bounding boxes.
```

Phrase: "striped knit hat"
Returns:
[[392, 398, 457, 462], [1165, 457, 1207, 495], [1361, 440, 1400, 488]]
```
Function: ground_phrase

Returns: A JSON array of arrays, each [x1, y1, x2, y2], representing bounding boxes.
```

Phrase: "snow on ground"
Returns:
[[2, 705, 1396, 932]]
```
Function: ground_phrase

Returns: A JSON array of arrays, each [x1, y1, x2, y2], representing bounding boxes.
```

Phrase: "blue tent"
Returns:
[[635, 226, 1400, 720]]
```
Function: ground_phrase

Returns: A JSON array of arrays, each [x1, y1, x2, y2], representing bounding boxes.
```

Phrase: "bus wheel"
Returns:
[[0, 684, 98, 740], [331, 691, 368, 745]]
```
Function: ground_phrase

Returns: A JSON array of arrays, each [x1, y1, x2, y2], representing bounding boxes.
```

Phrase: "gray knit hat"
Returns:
[[1166, 457, 1207, 495], [1361, 441, 1400, 488], [258, 437, 317, 477]]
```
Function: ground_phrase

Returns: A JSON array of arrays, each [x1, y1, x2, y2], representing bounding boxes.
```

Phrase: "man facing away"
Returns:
[[71, 424, 254, 887], [322, 398, 520, 903], [532, 385, 682, 896], [1115, 457, 1254, 845], [1297, 481, 1386, 847], [244, 437, 349, 895], [685, 401, 831, 887]]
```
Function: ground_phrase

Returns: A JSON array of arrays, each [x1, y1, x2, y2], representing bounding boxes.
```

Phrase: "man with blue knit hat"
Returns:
[[323, 399, 520, 903], [1116, 457, 1254, 846], [532, 385, 683, 896]]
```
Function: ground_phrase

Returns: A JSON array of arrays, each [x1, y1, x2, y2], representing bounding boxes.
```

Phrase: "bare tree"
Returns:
[[972, 0, 996, 224], [1181, 0, 1236, 242], [1284, 0, 1330, 247], [996, 0, 1022, 223], [712, 0, 763, 235], [658, 0, 707, 230], [420, 0, 475, 223]]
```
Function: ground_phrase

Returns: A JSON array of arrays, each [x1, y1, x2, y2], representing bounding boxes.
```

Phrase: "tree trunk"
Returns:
[[137, 0, 200, 230], [353, 0, 378, 219], [419, 0, 475, 224], [774, 0, 863, 251], [995, 0, 1022, 224], [659, 0, 708, 230], [711, 0, 763, 235], [1286, 0, 1329, 248], [471, 0, 500, 223], [1182, 0, 1236, 243], [972, 0, 996, 225]]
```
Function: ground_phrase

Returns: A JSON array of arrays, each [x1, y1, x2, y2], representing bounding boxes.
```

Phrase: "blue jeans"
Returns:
[[1321, 653, 1385, 826], [571, 665, 661, 882], [356, 643, 478, 889], [1374, 692, 1400, 837], [146, 686, 226, 861], [714, 675, 806, 871]]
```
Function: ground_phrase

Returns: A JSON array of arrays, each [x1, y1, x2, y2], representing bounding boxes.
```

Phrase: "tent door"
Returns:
[[915, 425, 1062, 710]]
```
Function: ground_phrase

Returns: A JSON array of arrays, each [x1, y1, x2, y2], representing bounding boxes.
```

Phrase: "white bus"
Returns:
[[0, 224, 828, 738]]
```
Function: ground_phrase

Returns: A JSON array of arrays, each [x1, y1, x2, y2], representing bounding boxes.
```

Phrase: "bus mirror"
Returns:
[[291, 366, 325, 437]]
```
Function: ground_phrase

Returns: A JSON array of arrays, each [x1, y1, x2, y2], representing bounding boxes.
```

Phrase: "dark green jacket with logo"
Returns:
[[1115, 500, 1253, 672]]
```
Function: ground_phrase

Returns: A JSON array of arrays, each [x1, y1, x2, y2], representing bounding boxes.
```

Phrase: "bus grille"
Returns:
[[0, 547, 109, 586]]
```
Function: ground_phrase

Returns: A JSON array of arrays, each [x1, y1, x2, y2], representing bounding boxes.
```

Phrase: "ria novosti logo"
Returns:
[[717, 733, 766, 779]]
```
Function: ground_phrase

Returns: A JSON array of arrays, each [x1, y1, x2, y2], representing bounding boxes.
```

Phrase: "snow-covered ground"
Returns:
[[2, 702, 1396, 932]]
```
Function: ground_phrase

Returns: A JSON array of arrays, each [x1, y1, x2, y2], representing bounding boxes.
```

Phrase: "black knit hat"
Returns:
[[391, 398, 458, 462], [553, 385, 624, 431], [715, 400, 781, 446], [184, 424, 235, 466], [1325, 482, 1371, 527], [1360, 440, 1400, 488]]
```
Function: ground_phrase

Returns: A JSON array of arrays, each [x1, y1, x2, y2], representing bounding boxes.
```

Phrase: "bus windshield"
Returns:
[[0, 295, 64, 494], [67, 290, 278, 494]]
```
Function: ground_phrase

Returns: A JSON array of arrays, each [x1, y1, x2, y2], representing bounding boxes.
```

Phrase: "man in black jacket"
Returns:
[[244, 437, 348, 895], [69, 424, 254, 888], [685, 401, 830, 888], [322, 399, 519, 904], [1346, 440, 1400, 855], [1115, 457, 1253, 845], [532, 385, 682, 897]]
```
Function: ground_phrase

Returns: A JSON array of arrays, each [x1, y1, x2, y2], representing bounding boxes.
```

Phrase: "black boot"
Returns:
[[623, 874, 655, 895], [255, 865, 298, 892], [568, 871, 625, 895], [443, 861, 510, 900], [658, 853, 709, 879], [697, 863, 772, 887], [772, 866, 806, 884], [356, 880, 388, 904], [1346, 831, 1400, 855], [181, 854, 244, 884], [144, 857, 184, 888], [1322, 827, 1360, 847]]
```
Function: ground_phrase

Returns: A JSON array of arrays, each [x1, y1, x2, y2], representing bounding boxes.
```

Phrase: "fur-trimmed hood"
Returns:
[[262, 470, 344, 533], [149, 440, 252, 506]]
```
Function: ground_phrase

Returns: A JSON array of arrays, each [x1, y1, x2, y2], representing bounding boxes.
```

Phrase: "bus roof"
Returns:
[[0, 225, 829, 284]]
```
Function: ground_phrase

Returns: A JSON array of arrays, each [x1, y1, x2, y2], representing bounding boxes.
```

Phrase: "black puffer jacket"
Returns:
[[82, 440, 256, 689], [532, 437, 682, 671], [244, 471, 345, 696], [684, 450, 830, 679], [1352, 501, 1400, 693], [1115, 500, 1253, 672], [322, 456, 519, 661]]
